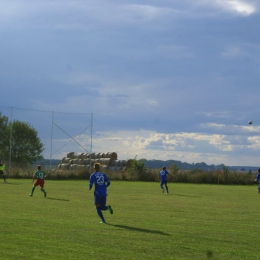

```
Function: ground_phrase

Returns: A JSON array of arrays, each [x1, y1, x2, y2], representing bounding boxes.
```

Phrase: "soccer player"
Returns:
[[255, 168, 260, 193], [89, 163, 113, 224], [159, 166, 171, 194], [29, 165, 47, 197], [0, 160, 7, 183]]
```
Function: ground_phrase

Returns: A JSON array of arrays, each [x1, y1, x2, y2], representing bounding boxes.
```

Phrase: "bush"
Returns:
[[4, 165, 257, 185]]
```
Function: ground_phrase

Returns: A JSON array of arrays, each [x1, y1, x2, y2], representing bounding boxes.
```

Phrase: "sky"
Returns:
[[1, 0, 260, 166]]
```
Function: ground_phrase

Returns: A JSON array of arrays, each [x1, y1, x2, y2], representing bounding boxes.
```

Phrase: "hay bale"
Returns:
[[101, 165, 109, 171], [90, 159, 95, 165], [111, 160, 124, 166], [118, 160, 124, 167], [78, 159, 85, 165], [110, 160, 116, 166], [94, 158, 101, 163], [96, 153, 103, 159], [105, 152, 117, 160], [121, 160, 127, 166], [90, 152, 96, 159], [69, 164, 78, 170], [60, 163, 70, 170], [83, 158, 91, 165], [61, 158, 72, 164], [99, 158, 112, 166], [82, 153, 90, 158], [72, 153, 84, 159], [67, 152, 74, 158], [72, 158, 82, 164]]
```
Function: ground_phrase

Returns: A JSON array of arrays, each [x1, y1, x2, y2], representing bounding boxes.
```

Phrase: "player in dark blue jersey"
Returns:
[[255, 168, 260, 193], [89, 163, 113, 223], [158, 166, 171, 194]]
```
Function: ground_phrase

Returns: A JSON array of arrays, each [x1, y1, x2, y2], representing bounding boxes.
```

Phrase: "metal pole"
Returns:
[[50, 111, 54, 170], [89, 113, 93, 174], [8, 107, 13, 178]]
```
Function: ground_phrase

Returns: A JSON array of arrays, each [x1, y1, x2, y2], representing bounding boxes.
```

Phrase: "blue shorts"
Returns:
[[160, 180, 168, 186], [94, 194, 107, 207]]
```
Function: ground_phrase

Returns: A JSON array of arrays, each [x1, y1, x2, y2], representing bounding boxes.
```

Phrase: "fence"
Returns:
[[0, 106, 93, 175]]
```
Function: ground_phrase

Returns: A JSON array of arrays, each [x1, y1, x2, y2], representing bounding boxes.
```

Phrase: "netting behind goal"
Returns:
[[0, 106, 93, 169]]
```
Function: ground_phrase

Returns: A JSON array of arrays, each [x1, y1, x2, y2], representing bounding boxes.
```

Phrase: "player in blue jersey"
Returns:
[[159, 166, 171, 194], [255, 168, 260, 193], [89, 163, 113, 223]]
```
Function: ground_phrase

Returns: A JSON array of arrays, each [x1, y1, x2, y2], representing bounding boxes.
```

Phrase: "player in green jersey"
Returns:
[[0, 160, 7, 183], [29, 165, 47, 197]]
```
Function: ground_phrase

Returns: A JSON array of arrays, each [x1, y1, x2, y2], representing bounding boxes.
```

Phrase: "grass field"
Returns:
[[0, 179, 259, 260]]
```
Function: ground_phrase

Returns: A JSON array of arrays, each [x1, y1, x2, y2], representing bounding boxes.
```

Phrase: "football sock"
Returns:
[[96, 208, 105, 222], [41, 188, 46, 193], [166, 186, 169, 193], [31, 186, 35, 194]]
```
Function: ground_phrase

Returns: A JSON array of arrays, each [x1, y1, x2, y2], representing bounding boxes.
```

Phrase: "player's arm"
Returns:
[[104, 175, 110, 187], [166, 170, 172, 176], [106, 180, 111, 188], [89, 175, 94, 190]]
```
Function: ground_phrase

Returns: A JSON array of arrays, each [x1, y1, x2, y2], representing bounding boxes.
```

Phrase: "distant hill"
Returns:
[[142, 159, 258, 172]]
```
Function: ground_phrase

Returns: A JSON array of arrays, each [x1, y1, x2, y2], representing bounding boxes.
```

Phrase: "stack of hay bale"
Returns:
[[57, 152, 133, 172]]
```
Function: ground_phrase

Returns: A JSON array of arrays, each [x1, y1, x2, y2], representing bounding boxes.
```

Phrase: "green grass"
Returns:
[[0, 179, 259, 260]]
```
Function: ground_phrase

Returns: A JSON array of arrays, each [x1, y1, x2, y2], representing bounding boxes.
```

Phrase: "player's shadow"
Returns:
[[47, 197, 70, 202], [107, 224, 170, 236], [174, 193, 199, 198], [1, 182, 19, 185]]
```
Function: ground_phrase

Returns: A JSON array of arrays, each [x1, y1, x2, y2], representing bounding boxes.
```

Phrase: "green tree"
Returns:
[[170, 164, 179, 175], [222, 164, 229, 174], [128, 156, 148, 180], [0, 112, 9, 159], [0, 114, 44, 166]]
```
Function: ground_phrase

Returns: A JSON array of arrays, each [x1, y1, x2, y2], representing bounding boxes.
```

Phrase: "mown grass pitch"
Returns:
[[0, 179, 259, 260]]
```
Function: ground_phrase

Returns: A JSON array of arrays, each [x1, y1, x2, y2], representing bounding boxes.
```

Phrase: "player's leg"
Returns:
[[95, 195, 106, 223], [0, 173, 6, 183], [29, 181, 37, 196], [160, 181, 164, 192], [40, 180, 47, 197], [100, 196, 113, 214], [165, 181, 169, 194], [29, 186, 35, 196]]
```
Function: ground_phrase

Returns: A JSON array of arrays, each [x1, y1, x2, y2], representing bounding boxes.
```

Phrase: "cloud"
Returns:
[[216, 0, 256, 16], [221, 46, 242, 58]]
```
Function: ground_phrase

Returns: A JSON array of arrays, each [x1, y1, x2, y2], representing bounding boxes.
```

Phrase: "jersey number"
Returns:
[[38, 172, 44, 178], [96, 176, 104, 185]]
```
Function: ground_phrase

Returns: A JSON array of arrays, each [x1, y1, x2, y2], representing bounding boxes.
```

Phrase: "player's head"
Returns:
[[258, 168, 260, 173], [37, 165, 42, 170], [94, 163, 101, 171], [162, 166, 166, 170]]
